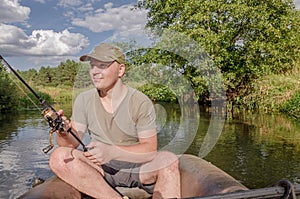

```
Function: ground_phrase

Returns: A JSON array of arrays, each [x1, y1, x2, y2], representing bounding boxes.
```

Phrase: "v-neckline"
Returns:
[[96, 86, 129, 115]]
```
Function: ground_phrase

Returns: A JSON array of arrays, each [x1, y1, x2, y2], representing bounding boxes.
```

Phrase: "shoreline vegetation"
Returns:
[[242, 69, 300, 119], [0, 59, 299, 120]]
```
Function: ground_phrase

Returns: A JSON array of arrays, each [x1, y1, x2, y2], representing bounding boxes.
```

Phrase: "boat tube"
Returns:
[[18, 154, 248, 199]]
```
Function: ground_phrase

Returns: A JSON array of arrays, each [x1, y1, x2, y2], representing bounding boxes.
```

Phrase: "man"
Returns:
[[49, 43, 181, 199]]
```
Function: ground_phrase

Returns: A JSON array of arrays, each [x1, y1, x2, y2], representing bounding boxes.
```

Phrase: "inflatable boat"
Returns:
[[18, 154, 248, 199]]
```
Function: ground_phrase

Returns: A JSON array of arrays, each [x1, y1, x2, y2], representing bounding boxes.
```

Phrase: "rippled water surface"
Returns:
[[0, 107, 300, 198], [0, 112, 53, 199]]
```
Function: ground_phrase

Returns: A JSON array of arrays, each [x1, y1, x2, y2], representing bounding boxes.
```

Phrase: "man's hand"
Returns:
[[84, 142, 114, 166], [55, 109, 82, 148], [56, 109, 71, 136]]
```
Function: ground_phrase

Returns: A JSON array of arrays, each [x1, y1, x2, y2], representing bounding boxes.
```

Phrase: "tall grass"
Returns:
[[36, 85, 96, 117], [281, 91, 300, 119], [37, 86, 73, 105], [242, 64, 300, 119]]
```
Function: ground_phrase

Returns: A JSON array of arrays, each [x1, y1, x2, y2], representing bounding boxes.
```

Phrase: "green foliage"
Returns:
[[73, 62, 93, 89], [123, 44, 213, 103], [139, 0, 300, 100], [18, 91, 53, 109], [0, 60, 77, 111], [240, 69, 300, 114], [19, 59, 80, 87], [0, 65, 18, 111], [18, 68, 38, 85], [138, 83, 177, 102], [56, 60, 80, 86], [281, 91, 300, 119], [37, 86, 74, 106]]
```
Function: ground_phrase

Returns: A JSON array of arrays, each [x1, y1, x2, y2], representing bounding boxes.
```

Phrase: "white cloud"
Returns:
[[58, 0, 83, 7], [25, 29, 89, 55], [0, 24, 27, 44], [72, 3, 148, 36], [0, 24, 89, 57], [77, 3, 94, 12], [0, 0, 30, 23]]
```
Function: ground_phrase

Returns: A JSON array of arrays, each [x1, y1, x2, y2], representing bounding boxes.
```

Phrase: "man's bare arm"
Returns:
[[85, 128, 158, 164], [55, 110, 86, 149]]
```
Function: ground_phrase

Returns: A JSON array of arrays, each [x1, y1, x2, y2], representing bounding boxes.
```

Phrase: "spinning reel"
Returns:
[[0, 55, 87, 153], [41, 106, 65, 153]]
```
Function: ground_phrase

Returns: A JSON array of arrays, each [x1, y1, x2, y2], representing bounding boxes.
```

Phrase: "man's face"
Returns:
[[89, 59, 120, 90]]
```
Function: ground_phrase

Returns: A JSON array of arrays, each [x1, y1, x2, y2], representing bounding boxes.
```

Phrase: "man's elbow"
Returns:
[[146, 148, 158, 161]]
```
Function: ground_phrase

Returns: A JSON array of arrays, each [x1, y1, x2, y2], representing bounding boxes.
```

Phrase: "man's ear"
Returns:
[[118, 64, 126, 77]]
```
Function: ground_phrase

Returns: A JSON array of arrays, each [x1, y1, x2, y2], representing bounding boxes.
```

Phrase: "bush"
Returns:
[[138, 83, 177, 103], [0, 67, 18, 111], [281, 91, 300, 119], [18, 92, 53, 109]]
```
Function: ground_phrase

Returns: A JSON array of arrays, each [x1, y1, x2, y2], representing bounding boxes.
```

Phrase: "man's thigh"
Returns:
[[139, 151, 178, 185]]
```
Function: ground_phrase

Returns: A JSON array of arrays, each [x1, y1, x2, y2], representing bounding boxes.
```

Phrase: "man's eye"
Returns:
[[90, 64, 107, 69], [99, 64, 107, 68]]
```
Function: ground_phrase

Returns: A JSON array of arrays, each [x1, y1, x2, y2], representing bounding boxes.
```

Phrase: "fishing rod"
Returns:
[[0, 55, 87, 153]]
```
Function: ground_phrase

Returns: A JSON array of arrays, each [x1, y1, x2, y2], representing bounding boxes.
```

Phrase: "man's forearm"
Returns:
[[115, 143, 157, 163], [111, 131, 158, 163], [56, 129, 81, 148]]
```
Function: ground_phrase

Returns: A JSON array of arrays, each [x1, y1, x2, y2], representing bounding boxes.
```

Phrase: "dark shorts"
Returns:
[[102, 160, 155, 194]]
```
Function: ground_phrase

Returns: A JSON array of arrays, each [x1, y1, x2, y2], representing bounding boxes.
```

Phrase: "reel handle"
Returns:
[[42, 107, 87, 153], [43, 144, 54, 154]]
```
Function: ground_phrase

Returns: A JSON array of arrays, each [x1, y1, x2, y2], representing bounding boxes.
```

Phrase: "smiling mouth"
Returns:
[[93, 74, 103, 81], [93, 78, 103, 82]]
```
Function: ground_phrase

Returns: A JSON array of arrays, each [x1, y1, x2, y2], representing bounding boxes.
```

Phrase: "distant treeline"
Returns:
[[0, 60, 84, 111], [18, 60, 83, 87]]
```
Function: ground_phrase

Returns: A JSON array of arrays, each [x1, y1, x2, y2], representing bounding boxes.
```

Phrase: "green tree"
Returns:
[[74, 62, 93, 89], [56, 59, 80, 86], [34, 60, 80, 87], [0, 64, 18, 111], [20, 68, 38, 85], [38, 66, 53, 86], [138, 0, 300, 102]]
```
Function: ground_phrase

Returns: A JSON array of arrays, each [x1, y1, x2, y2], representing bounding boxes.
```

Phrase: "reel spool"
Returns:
[[41, 107, 65, 153]]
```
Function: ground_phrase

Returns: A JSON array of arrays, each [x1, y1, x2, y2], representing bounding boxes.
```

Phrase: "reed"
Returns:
[[37, 86, 73, 105], [241, 65, 300, 116]]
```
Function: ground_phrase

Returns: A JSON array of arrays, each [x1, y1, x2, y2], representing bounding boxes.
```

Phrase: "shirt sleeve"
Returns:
[[134, 95, 157, 133]]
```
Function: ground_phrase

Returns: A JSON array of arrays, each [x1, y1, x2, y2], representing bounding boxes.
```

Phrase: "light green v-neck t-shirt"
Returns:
[[71, 86, 156, 145]]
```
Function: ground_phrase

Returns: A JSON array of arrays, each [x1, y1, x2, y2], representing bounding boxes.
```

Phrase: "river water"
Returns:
[[0, 105, 300, 198]]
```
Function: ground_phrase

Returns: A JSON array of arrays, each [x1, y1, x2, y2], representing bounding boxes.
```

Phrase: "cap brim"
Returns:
[[79, 55, 91, 61], [80, 54, 116, 62]]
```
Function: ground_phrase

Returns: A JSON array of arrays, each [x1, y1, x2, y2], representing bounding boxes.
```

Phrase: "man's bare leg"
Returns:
[[49, 147, 122, 199], [140, 151, 181, 199]]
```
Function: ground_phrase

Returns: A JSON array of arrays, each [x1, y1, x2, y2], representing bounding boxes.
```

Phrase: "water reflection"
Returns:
[[156, 103, 200, 155], [0, 107, 300, 198], [198, 113, 300, 189], [0, 111, 53, 199]]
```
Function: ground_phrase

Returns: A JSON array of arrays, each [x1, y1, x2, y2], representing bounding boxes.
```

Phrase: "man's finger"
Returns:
[[57, 109, 64, 116]]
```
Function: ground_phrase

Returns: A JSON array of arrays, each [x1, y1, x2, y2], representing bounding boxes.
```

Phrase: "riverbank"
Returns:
[[241, 67, 300, 119], [36, 68, 300, 121]]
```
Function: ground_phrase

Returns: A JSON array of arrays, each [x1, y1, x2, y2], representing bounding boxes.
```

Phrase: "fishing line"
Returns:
[[0, 55, 88, 153], [0, 58, 40, 109], [4, 70, 41, 110]]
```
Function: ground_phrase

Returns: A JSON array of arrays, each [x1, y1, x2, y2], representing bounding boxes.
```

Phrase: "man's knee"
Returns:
[[49, 147, 73, 174], [156, 151, 179, 172]]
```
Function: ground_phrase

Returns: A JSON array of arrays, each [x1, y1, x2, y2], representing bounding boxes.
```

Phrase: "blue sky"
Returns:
[[0, 0, 300, 70], [0, 0, 149, 70]]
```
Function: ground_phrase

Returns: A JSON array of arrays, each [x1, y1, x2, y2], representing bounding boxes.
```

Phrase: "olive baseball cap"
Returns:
[[80, 43, 125, 64]]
